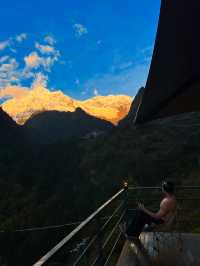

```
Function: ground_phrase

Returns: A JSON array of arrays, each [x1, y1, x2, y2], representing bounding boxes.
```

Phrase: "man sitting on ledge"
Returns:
[[121, 181, 177, 239]]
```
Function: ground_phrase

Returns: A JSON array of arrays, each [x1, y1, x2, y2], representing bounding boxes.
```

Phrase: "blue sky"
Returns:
[[0, 0, 160, 99]]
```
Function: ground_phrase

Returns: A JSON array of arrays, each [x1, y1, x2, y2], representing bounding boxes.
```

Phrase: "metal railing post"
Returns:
[[123, 181, 129, 224]]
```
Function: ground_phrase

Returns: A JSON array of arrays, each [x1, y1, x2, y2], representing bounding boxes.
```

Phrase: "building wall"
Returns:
[[135, 0, 200, 123]]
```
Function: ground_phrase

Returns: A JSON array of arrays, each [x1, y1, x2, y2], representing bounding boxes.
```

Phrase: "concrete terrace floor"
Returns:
[[117, 232, 200, 266]]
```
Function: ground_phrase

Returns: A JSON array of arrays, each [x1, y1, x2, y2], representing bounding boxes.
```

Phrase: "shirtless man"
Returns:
[[125, 181, 177, 238]]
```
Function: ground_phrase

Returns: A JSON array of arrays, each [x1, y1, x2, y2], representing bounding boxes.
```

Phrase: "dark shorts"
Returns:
[[126, 209, 164, 237]]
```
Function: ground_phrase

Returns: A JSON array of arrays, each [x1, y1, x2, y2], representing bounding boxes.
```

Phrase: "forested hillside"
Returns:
[[1, 110, 200, 265]]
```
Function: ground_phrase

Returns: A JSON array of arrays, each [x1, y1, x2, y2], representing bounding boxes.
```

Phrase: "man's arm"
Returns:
[[138, 201, 169, 220]]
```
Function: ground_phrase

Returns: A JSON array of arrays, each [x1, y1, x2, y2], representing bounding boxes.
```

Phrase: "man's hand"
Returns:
[[138, 202, 145, 211], [138, 199, 173, 220]]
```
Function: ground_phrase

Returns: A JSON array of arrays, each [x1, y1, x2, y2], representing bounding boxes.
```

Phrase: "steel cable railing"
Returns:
[[33, 185, 200, 266], [73, 201, 125, 266], [33, 187, 127, 266]]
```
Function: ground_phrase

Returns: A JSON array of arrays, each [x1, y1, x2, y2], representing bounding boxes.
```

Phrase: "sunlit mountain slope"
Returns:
[[1, 85, 132, 125]]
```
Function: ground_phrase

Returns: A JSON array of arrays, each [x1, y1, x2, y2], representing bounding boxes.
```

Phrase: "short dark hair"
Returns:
[[162, 181, 175, 194]]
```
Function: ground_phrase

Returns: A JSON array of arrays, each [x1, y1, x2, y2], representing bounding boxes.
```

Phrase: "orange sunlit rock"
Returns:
[[0, 86, 29, 99], [1, 85, 133, 125]]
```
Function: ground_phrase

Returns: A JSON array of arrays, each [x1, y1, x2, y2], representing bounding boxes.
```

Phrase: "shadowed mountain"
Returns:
[[82, 112, 200, 187], [119, 87, 144, 127], [0, 108, 23, 146], [24, 108, 114, 144]]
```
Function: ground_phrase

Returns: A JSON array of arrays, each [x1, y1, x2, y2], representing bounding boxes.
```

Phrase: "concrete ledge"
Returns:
[[140, 232, 200, 266], [117, 233, 200, 266], [117, 238, 151, 266]]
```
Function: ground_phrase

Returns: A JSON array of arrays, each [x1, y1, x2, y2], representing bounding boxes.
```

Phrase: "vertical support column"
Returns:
[[123, 181, 129, 224]]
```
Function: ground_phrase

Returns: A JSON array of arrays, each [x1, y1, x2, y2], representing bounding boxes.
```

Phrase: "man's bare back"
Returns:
[[138, 181, 177, 222], [160, 195, 177, 222], [124, 181, 177, 238]]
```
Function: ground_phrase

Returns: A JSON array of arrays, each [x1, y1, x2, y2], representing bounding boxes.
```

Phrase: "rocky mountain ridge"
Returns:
[[25, 108, 114, 144], [1, 85, 132, 125]]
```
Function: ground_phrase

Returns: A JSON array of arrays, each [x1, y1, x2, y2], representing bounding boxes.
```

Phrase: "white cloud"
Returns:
[[35, 42, 55, 54], [33, 41, 60, 71], [42, 56, 58, 71], [73, 23, 88, 38], [20, 39, 60, 87], [83, 63, 150, 97], [0, 56, 10, 64], [0, 40, 10, 51], [140, 45, 153, 54], [31, 72, 48, 88], [93, 88, 99, 96], [0, 33, 27, 52], [0, 58, 18, 72], [10, 48, 17, 53], [16, 33, 27, 43], [0, 57, 20, 87], [0, 54, 51, 89], [0, 55, 35, 88], [44, 35, 56, 45], [21, 68, 35, 80], [0, 34, 60, 89], [118, 61, 133, 70], [24, 50, 59, 72], [24, 51, 41, 69], [137, 44, 154, 64], [81, 90, 87, 96]]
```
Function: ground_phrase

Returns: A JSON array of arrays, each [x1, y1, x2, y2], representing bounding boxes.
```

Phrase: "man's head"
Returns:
[[162, 181, 175, 194]]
